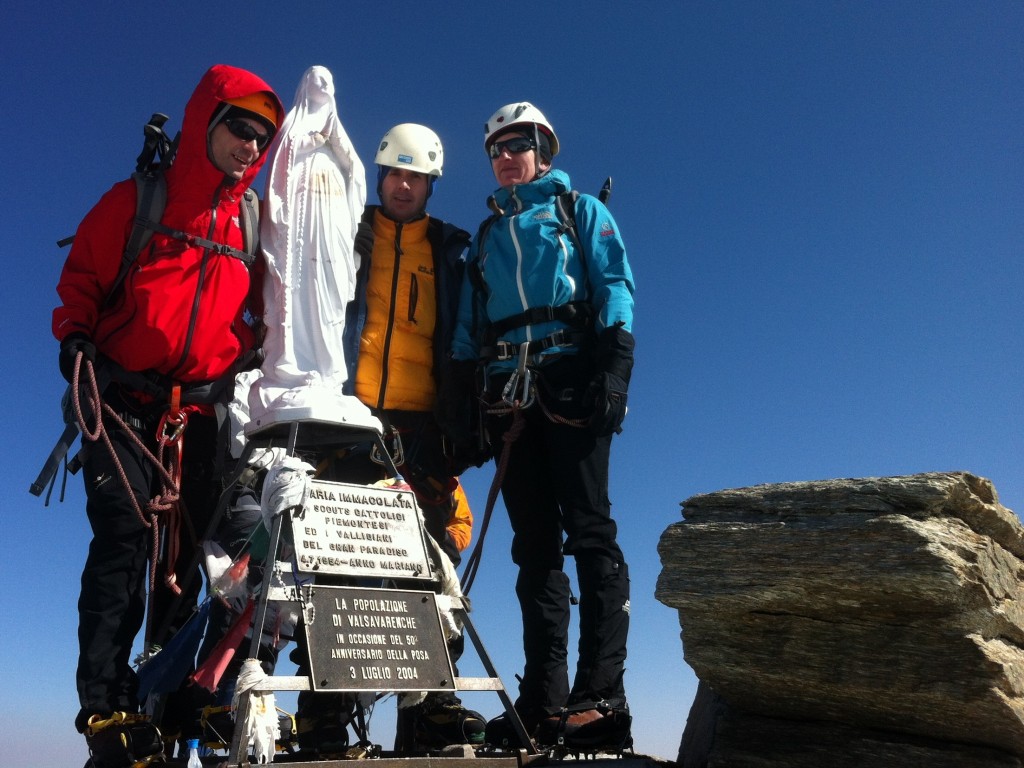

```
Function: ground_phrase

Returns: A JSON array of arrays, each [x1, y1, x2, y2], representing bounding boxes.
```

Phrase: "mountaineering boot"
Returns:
[[296, 708, 350, 755], [84, 712, 165, 768], [542, 700, 632, 753], [295, 692, 355, 756], [484, 713, 520, 750], [201, 703, 297, 753], [484, 706, 545, 750], [277, 710, 298, 752], [411, 695, 486, 750], [200, 704, 234, 748]]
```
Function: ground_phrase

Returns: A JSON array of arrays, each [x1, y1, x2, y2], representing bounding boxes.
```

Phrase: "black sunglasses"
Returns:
[[488, 136, 537, 159], [223, 118, 272, 150]]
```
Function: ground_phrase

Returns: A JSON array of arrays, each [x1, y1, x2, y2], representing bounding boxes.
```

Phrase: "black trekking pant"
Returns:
[[385, 410, 462, 567], [486, 358, 630, 718], [75, 406, 219, 732]]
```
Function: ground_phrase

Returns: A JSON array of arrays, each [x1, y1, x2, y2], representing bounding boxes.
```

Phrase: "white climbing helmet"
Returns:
[[375, 123, 444, 177], [483, 102, 559, 159]]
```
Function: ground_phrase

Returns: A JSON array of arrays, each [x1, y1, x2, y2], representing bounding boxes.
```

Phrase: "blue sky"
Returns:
[[1, 1, 1022, 764]]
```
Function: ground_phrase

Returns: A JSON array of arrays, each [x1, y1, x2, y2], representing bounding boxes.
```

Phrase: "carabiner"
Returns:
[[157, 409, 188, 446], [501, 342, 536, 408], [370, 426, 404, 468]]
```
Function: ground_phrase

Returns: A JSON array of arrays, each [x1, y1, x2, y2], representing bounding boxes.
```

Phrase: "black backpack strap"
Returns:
[[467, 214, 501, 342], [554, 189, 590, 297], [239, 188, 260, 255], [467, 213, 499, 301], [470, 213, 499, 290], [553, 189, 580, 243], [103, 171, 166, 307], [426, 215, 444, 257]]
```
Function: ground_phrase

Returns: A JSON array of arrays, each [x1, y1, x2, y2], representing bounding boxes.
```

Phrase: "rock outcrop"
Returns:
[[656, 472, 1024, 767]]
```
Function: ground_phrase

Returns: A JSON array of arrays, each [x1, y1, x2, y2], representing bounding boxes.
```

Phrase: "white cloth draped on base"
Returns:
[[261, 454, 316, 531], [233, 658, 279, 764]]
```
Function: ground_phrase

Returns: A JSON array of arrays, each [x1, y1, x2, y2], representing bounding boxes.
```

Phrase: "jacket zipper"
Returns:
[[168, 188, 222, 378], [508, 214, 533, 343], [408, 273, 419, 323], [377, 223, 403, 409]]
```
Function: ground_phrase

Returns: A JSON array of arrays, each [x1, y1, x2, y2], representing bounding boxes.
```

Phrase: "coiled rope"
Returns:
[[70, 353, 187, 643]]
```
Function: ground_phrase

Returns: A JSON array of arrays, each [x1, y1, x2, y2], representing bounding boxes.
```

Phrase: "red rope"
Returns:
[[460, 404, 526, 595], [153, 407, 188, 596], [459, 369, 589, 595]]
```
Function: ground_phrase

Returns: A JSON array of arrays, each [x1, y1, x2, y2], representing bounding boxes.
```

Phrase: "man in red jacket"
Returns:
[[53, 64, 282, 766]]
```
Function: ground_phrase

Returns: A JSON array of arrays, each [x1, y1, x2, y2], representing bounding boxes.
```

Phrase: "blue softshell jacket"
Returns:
[[451, 169, 634, 374]]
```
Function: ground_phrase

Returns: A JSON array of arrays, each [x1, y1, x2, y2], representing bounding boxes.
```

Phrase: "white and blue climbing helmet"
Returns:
[[483, 102, 559, 161], [375, 123, 444, 177]]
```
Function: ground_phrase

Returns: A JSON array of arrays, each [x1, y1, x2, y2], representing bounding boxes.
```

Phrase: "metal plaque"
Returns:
[[292, 479, 432, 580], [303, 586, 455, 692]]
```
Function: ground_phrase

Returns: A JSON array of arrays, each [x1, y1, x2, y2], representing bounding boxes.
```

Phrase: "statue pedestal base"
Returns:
[[245, 393, 382, 439]]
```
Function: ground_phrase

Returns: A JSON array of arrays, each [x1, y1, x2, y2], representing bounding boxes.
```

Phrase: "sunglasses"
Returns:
[[223, 118, 272, 150], [488, 136, 537, 159]]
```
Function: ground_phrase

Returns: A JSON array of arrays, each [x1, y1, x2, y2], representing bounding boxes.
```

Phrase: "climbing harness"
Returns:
[[483, 327, 588, 365]]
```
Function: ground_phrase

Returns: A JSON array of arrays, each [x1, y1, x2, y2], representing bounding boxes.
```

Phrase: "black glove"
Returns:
[[59, 332, 96, 383], [354, 221, 374, 260], [585, 325, 634, 437], [437, 359, 490, 469]]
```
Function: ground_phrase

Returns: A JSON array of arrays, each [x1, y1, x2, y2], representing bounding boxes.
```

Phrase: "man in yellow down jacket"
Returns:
[[341, 123, 484, 750]]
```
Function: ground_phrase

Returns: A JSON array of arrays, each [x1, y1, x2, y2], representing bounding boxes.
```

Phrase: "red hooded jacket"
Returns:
[[53, 65, 283, 384]]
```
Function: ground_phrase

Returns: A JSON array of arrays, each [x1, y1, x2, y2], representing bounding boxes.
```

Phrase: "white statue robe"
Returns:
[[247, 65, 377, 432]]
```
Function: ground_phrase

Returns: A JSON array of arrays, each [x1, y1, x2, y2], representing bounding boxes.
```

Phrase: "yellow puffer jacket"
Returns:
[[354, 213, 437, 411]]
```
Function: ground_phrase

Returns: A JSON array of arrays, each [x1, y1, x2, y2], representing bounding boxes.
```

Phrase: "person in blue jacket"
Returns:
[[443, 102, 635, 751]]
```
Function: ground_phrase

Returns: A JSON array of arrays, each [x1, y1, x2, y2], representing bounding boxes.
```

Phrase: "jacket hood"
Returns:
[[172, 64, 284, 199], [492, 168, 571, 212]]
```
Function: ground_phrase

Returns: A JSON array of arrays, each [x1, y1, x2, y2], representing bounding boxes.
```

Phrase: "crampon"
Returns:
[[83, 712, 165, 768], [542, 701, 634, 759]]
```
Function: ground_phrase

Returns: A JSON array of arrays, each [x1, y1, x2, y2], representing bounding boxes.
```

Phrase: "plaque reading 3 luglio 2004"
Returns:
[[305, 586, 455, 691], [292, 480, 432, 580]]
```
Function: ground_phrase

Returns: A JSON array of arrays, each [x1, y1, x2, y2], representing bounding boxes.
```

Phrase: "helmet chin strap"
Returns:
[[534, 124, 543, 178], [533, 123, 550, 179]]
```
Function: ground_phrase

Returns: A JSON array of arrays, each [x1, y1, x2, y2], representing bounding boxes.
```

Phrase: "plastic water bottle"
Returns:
[[186, 738, 202, 768]]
